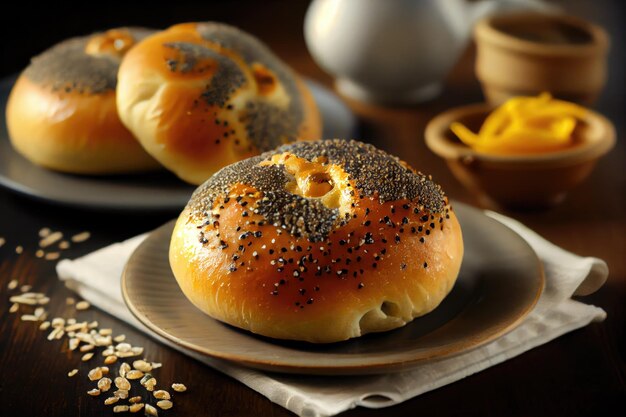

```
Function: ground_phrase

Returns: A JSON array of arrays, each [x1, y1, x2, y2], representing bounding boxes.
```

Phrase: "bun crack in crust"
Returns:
[[170, 139, 463, 343], [116, 22, 322, 184], [6, 28, 161, 174]]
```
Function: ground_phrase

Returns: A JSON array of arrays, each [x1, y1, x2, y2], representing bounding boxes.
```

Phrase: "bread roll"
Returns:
[[116, 22, 322, 185], [6, 28, 161, 174], [170, 139, 463, 343]]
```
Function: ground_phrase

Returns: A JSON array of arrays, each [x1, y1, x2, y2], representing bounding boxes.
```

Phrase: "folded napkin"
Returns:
[[56, 211, 608, 417]]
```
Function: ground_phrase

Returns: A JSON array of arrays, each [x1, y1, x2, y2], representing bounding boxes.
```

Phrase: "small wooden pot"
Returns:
[[474, 13, 610, 105]]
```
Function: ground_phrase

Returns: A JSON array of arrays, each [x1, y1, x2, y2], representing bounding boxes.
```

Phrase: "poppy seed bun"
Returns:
[[6, 28, 160, 174], [116, 22, 322, 185], [169, 139, 463, 343]]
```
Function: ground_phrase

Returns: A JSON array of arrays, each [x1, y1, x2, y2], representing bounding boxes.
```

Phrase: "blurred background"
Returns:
[[0, 0, 623, 102]]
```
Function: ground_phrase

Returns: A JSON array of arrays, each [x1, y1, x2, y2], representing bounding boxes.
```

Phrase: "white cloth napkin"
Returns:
[[56, 212, 608, 417]]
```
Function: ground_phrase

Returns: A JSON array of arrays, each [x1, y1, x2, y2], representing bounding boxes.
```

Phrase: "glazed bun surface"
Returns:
[[116, 22, 322, 185], [170, 139, 463, 343], [6, 28, 161, 174]]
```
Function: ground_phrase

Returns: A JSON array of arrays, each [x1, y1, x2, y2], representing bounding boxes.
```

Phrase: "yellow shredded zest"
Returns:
[[451, 93, 587, 154]]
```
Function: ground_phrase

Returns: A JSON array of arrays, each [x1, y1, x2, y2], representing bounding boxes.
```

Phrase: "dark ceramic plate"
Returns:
[[122, 202, 544, 375]]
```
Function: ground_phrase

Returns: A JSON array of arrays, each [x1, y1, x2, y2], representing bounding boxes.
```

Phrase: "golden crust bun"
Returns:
[[170, 139, 463, 343], [6, 28, 161, 174], [116, 22, 322, 185]]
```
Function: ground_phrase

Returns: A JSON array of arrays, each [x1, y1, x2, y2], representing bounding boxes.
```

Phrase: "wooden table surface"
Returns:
[[0, 1, 624, 416]]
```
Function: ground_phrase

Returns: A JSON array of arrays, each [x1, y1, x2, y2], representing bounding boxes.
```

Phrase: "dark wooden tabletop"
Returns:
[[0, 1, 624, 416]]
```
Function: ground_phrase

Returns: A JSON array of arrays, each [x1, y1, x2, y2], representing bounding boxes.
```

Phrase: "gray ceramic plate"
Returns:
[[122, 202, 544, 375], [0, 76, 356, 211]]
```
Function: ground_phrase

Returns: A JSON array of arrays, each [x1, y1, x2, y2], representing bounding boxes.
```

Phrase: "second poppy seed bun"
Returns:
[[6, 28, 161, 174], [117, 22, 322, 185], [169, 139, 463, 343]]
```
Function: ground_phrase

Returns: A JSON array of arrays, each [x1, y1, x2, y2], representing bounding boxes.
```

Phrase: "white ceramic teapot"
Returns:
[[304, 0, 551, 104]]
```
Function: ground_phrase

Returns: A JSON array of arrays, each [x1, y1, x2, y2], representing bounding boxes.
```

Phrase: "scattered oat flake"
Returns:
[[68, 369, 78, 377], [140, 374, 156, 391], [39, 321, 50, 331], [133, 360, 152, 372], [45, 252, 61, 261], [172, 383, 187, 392], [88, 367, 103, 381], [9, 296, 36, 305], [7, 279, 18, 290], [113, 405, 129, 413], [81, 352, 94, 361], [154, 390, 170, 400], [119, 362, 131, 377], [129, 403, 144, 413], [129, 396, 142, 404], [47, 328, 61, 341], [130, 346, 144, 356], [87, 389, 101, 397], [113, 389, 129, 399], [104, 396, 119, 405], [80, 344, 95, 353], [114, 376, 130, 391], [15, 245, 23, 254], [71, 231, 91, 243], [126, 370, 144, 380], [9, 303, 19, 313], [35, 249, 44, 258], [116, 342, 131, 352], [104, 355, 118, 365], [66, 322, 87, 332], [19, 292, 38, 299], [39, 231, 63, 248], [21, 314, 39, 321], [20, 285, 32, 293], [66, 297, 75, 305], [59, 241, 70, 250], [113, 334, 126, 342], [145, 404, 159, 416], [76, 301, 90, 310], [98, 377, 112, 392], [69, 338, 79, 351], [51, 317, 65, 327], [39, 227, 51, 238], [0, 237, 5, 247], [95, 335, 112, 346], [157, 400, 173, 410]]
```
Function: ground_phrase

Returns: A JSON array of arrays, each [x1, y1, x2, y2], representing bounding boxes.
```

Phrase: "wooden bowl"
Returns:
[[424, 103, 615, 210], [474, 13, 610, 105]]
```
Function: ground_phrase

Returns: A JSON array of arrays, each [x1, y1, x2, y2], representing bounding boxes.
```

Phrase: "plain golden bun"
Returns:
[[116, 22, 322, 185], [6, 28, 161, 174], [170, 139, 463, 343]]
